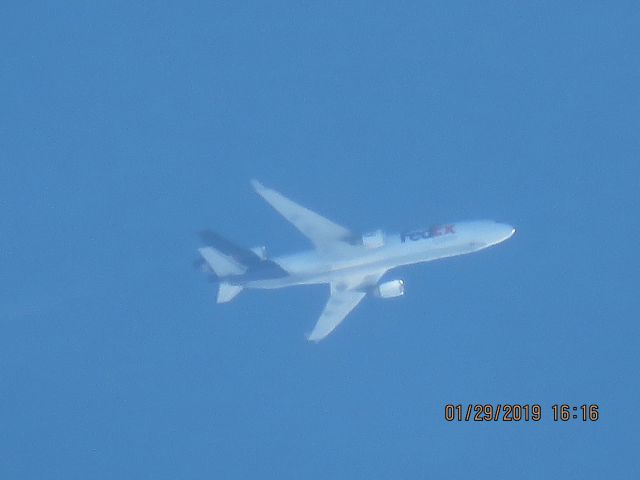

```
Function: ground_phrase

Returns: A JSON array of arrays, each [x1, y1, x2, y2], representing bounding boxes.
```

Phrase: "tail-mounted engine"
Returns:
[[375, 279, 405, 298]]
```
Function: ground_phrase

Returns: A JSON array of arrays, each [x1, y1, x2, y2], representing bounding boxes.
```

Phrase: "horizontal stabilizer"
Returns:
[[217, 282, 243, 303], [199, 230, 262, 267], [198, 247, 246, 277]]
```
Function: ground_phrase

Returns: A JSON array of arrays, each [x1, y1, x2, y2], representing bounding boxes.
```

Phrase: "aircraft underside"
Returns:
[[197, 180, 515, 341]]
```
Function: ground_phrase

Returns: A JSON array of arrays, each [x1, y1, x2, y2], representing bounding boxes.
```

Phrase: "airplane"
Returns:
[[196, 180, 515, 342]]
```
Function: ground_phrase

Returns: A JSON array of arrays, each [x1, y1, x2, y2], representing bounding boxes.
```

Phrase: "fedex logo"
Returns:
[[400, 224, 455, 243]]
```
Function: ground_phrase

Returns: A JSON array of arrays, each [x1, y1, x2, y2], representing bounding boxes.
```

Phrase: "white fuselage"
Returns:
[[243, 220, 515, 290]]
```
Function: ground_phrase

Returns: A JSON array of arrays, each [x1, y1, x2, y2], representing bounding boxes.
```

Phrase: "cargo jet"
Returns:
[[197, 180, 515, 341]]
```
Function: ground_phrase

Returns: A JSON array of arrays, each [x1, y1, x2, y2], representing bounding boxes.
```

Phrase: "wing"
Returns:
[[251, 180, 352, 249], [307, 270, 388, 342], [307, 287, 366, 342]]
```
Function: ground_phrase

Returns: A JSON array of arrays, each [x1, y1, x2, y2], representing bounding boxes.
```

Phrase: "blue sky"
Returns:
[[1, 1, 639, 478]]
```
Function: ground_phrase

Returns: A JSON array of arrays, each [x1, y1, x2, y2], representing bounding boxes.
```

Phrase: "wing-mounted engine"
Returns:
[[375, 279, 405, 298], [362, 229, 385, 249]]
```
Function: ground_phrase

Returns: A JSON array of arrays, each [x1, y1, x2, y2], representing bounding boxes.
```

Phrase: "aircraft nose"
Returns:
[[486, 222, 515, 244], [502, 223, 516, 240]]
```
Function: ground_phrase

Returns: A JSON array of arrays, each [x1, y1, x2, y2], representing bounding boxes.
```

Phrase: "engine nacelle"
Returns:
[[362, 229, 385, 249], [376, 279, 405, 298]]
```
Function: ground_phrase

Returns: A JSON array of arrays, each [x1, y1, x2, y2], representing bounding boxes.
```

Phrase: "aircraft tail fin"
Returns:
[[198, 246, 247, 277], [217, 282, 244, 303]]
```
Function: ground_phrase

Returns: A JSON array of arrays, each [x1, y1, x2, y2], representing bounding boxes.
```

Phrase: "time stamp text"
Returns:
[[444, 404, 600, 422]]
